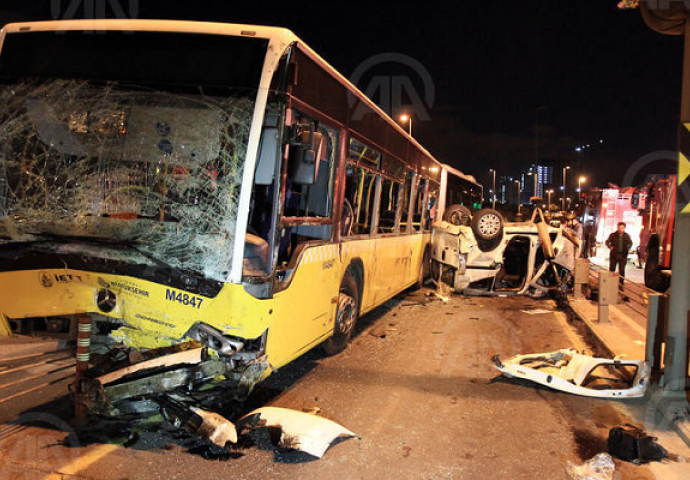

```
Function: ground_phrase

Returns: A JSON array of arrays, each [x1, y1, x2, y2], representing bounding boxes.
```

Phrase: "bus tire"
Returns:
[[443, 204, 472, 226], [644, 236, 671, 292], [321, 273, 359, 355]]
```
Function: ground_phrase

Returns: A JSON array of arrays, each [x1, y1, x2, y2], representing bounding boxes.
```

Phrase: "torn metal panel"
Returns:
[[239, 407, 356, 458], [78, 339, 269, 416], [160, 396, 238, 448], [493, 349, 649, 398], [0, 78, 254, 282]]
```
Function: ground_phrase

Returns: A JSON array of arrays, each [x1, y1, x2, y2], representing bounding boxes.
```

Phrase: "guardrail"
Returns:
[[574, 259, 675, 384]]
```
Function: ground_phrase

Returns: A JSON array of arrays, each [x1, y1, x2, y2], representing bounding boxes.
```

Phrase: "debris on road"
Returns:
[[520, 308, 554, 315], [566, 452, 615, 480], [160, 396, 238, 448], [238, 406, 356, 458], [492, 349, 649, 398], [607, 424, 668, 464], [77, 340, 267, 416]]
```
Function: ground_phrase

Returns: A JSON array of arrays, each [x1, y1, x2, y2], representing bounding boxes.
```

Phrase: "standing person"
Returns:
[[571, 217, 585, 258], [605, 222, 633, 284]]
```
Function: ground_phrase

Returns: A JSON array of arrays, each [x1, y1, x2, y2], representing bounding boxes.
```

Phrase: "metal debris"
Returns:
[[493, 349, 649, 398], [160, 396, 237, 448]]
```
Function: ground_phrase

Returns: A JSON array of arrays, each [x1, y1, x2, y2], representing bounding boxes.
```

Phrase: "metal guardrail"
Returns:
[[587, 262, 656, 319]]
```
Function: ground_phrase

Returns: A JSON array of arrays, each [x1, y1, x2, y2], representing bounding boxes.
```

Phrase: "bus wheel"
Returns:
[[644, 237, 671, 292], [321, 274, 359, 355], [443, 204, 472, 226]]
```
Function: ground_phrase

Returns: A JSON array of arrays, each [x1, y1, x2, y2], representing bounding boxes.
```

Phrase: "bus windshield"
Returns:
[[0, 30, 268, 281]]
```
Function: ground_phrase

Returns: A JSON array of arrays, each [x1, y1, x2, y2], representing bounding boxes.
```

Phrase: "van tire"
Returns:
[[443, 204, 472, 226], [321, 273, 359, 355], [471, 209, 504, 242]]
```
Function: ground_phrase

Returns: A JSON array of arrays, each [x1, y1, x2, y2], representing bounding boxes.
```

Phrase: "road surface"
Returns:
[[1, 288, 687, 479]]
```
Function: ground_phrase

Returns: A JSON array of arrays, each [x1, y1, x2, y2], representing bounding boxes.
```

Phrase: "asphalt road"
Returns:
[[0, 288, 684, 479]]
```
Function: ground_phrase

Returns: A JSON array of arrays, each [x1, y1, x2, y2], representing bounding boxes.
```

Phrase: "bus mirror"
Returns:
[[288, 128, 323, 185]]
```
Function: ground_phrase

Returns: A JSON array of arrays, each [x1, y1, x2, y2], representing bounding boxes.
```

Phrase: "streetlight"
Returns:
[[489, 168, 496, 209], [562, 165, 570, 211], [527, 171, 537, 197], [547, 189, 553, 211], [399, 113, 412, 136], [578, 176, 586, 205], [515, 179, 521, 213], [535, 106, 549, 183]]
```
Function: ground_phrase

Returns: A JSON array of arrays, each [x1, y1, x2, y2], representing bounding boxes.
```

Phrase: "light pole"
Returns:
[[400, 113, 412, 136], [562, 165, 570, 211], [515, 179, 521, 213], [527, 171, 537, 197], [547, 189, 553, 211], [535, 106, 549, 187], [489, 168, 496, 209], [578, 176, 586, 205]]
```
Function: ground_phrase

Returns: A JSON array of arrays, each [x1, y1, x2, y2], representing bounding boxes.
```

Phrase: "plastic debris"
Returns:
[[566, 453, 615, 480], [239, 406, 356, 458], [493, 349, 649, 398]]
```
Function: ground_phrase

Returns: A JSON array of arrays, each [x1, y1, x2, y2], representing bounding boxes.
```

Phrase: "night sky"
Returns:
[[0, 0, 684, 191]]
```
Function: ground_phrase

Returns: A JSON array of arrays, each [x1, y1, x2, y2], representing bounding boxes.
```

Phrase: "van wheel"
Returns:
[[321, 273, 359, 355], [472, 208, 504, 242], [443, 204, 472, 226], [472, 209, 504, 252]]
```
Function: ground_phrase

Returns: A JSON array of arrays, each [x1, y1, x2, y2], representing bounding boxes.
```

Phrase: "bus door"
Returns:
[[271, 118, 340, 360]]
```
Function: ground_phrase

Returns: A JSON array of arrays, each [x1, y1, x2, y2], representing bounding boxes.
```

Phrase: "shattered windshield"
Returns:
[[0, 31, 268, 282]]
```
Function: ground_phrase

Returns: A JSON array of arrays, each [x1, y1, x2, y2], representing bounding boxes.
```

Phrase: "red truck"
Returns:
[[638, 176, 676, 292]]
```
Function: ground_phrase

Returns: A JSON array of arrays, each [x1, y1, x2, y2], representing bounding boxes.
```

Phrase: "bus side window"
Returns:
[[400, 171, 414, 232], [412, 178, 426, 231], [344, 165, 377, 235], [425, 183, 439, 230], [378, 178, 402, 234]]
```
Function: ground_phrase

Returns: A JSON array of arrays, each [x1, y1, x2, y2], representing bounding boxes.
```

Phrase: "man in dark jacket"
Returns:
[[606, 222, 633, 284]]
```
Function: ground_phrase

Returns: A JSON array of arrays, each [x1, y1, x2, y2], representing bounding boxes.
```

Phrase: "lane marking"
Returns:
[[0, 374, 73, 405]]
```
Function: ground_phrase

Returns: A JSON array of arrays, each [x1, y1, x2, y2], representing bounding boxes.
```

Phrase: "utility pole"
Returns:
[[489, 169, 496, 209], [562, 166, 570, 211], [535, 106, 548, 197], [641, 5, 690, 393]]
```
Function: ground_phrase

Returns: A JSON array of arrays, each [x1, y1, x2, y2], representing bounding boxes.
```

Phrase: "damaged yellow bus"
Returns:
[[0, 20, 460, 405]]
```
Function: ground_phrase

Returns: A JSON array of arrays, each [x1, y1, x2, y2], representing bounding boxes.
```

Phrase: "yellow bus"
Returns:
[[0, 20, 467, 394]]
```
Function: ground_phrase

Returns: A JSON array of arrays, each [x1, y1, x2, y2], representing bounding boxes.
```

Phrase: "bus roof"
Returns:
[[0, 19, 444, 171]]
